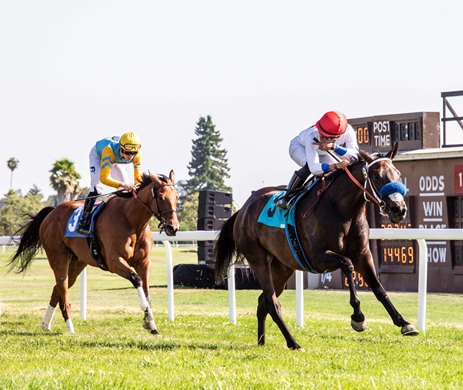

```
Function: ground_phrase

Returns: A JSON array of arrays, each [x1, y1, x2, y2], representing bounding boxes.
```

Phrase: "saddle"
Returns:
[[258, 174, 339, 273], [281, 175, 317, 209], [65, 196, 115, 270]]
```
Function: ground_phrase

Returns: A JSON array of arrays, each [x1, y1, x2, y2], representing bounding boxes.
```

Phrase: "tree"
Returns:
[[0, 189, 44, 236], [49, 158, 82, 204], [185, 115, 231, 194], [7, 157, 19, 190], [177, 116, 232, 230], [177, 192, 199, 231], [28, 184, 42, 196]]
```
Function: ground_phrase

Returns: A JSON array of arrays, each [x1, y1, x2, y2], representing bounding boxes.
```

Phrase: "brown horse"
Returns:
[[215, 143, 419, 350], [9, 170, 179, 334]]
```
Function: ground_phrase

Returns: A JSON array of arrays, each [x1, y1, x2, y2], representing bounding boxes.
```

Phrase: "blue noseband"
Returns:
[[380, 182, 407, 197]]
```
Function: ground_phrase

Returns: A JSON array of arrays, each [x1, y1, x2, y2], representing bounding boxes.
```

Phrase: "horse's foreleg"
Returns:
[[322, 250, 366, 331], [341, 263, 366, 332], [360, 263, 419, 336], [129, 272, 158, 334]]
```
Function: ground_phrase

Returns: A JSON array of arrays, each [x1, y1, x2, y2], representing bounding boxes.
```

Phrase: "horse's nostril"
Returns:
[[165, 225, 178, 236]]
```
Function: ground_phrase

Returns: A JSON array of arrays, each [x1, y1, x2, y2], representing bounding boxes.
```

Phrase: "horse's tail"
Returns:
[[214, 212, 240, 284], [8, 207, 55, 273]]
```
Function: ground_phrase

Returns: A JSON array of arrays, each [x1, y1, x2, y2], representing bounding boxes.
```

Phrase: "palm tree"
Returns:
[[49, 158, 82, 204], [7, 157, 19, 190]]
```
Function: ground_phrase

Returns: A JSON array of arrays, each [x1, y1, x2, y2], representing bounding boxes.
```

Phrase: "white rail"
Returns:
[[151, 229, 463, 332], [2, 229, 463, 332]]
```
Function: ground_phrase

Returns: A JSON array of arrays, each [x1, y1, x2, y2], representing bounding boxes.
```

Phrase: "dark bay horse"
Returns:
[[215, 143, 419, 350], [9, 171, 179, 334]]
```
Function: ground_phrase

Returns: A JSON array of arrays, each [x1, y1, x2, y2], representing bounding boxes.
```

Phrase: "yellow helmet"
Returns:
[[120, 132, 141, 152]]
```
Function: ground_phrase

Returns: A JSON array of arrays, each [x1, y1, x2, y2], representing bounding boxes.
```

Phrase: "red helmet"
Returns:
[[316, 111, 348, 137]]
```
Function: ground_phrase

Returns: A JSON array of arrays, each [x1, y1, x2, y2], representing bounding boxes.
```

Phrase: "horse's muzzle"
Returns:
[[164, 224, 178, 236], [388, 205, 407, 224]]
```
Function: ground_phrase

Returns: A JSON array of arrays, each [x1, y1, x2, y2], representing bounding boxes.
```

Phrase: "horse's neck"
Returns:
[[124, 189, 154, 227], [322, 163, 367, 217]]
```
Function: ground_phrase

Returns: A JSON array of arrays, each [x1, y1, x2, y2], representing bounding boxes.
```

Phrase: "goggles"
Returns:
[[122, 150, 138, 156], [121, 143, 141, 152]]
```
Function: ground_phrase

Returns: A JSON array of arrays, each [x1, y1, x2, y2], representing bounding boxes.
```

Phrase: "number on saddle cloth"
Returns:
[[65, 200, 109, 238]]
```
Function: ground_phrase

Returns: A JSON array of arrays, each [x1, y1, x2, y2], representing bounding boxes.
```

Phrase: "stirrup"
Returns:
[[77, 226, 91, 235], [276, 198, 289, 210], [77, 218, 91, 235]]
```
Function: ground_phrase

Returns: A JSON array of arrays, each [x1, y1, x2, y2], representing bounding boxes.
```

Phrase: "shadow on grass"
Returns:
[[0, 329, 62, 337], [78, 339, 223, 351], [0, 328, 244, 352]]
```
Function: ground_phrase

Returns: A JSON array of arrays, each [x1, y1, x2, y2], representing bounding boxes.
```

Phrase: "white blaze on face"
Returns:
[[388, 192, 404, 202], [388, 192, 407, 219]]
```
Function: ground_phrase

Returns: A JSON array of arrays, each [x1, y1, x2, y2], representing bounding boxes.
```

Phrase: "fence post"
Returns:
[[227, 264, 236, 325], [162, 240, 175, 322], [417, 239, 428, 332], [295, 270, 304, 327], [80, 268, 87, 320]]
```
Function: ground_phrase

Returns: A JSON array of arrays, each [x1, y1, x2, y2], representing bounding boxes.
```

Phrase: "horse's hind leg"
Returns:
[[252, 253, 302, 350], [257, 260, 295, 347], [42, 292, 57, 331], [46, 253, 75, 333]]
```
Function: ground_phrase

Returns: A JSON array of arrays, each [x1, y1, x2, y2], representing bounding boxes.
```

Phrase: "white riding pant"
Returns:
[[289, 138, 307, 168], [89, 146, 131, 194]]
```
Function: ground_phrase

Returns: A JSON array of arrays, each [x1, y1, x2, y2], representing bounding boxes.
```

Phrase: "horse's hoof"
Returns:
[[143, 321, 159, 334], [351, 319, 367, 332], [41, 323, 51, 332], [288, 342, 304, 351], [401, 324, 419, 336]]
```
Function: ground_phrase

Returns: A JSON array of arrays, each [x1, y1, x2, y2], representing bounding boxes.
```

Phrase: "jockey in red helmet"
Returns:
[[276, 111, 359, 209]]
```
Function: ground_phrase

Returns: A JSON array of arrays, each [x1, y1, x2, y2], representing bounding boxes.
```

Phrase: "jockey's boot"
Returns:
[[76, 191, 97, 235], [276, 172, 305, 210]]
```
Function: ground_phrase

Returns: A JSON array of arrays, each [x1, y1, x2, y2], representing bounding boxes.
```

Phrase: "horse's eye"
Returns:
[[373, 172, 381, 180]]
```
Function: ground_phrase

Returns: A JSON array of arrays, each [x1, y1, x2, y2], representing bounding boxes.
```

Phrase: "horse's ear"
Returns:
[[358, 150, 373, 164], [169, 170, 175, 184], [386, 142, 399, 160]]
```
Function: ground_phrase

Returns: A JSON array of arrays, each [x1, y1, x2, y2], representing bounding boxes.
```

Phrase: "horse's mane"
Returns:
[[115, 172, 169, 198]]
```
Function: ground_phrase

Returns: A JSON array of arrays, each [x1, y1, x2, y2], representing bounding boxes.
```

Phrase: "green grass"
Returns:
[[1, 246, 463, 389]]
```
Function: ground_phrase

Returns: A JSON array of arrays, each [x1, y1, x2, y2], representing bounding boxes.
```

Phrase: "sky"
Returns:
[[1, 0, 462, 208]]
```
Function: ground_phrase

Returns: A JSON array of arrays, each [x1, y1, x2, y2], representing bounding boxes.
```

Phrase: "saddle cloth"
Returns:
[[257, 180, 319, 273], [65, 201, 108, 270], [65, 202, 105, 238]]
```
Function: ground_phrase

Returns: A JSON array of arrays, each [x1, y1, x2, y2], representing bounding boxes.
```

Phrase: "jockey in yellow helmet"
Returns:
[[77, 131, 143, 234]]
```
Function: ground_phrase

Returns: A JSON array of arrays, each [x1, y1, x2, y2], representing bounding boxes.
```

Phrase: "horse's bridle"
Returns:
[[342, 159, 390, 216], [132, 183, 177, 232]]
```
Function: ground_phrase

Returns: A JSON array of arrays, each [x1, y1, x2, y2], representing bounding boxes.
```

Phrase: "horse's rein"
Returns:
[[342, 166, 382, 207], [318, 141, 383, 209], [342, 159, 393, 216]]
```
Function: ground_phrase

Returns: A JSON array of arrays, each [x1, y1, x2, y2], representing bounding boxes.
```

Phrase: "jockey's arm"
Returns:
[[99, 147, 123, 188], [332, 125, 359, 161], [132, 152, 143, 184]]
